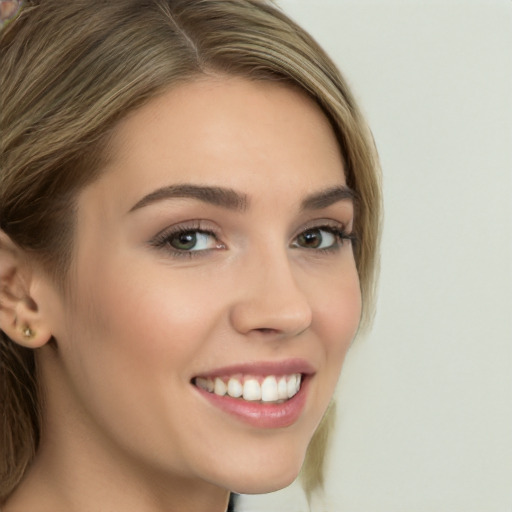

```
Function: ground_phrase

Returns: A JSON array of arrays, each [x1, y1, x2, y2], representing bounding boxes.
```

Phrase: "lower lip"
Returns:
[[194, 377, 310, 429]]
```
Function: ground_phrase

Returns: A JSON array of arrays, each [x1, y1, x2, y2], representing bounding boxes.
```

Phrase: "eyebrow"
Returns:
[[129, 184, 248, 213], [129, 183, 355, 213], [300, 185, 355, 210]]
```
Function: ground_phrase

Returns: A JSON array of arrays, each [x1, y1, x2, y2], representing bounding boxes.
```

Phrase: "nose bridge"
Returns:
[[229, 242, 313, 337]]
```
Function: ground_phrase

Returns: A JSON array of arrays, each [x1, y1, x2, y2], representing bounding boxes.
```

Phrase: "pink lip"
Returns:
[[194, 376, 310, 429], [193, 358, 315, 379], [192, 359, 314, 429]]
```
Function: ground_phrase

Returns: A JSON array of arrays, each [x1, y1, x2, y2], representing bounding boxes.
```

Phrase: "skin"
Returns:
[[3, 76, 361, 512], [0, 1, 19, 22]]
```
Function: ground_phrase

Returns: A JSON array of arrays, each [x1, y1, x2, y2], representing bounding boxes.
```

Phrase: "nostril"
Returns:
[[229, 281, 313, 337], [256, 328, 278, 334]]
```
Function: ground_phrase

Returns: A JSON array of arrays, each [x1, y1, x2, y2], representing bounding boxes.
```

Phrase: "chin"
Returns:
[[214, 448, 305, 495], [228, 472, 300, 495]]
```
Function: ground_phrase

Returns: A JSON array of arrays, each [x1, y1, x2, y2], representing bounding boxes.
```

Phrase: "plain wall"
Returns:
[[239, 1, 512, 511]]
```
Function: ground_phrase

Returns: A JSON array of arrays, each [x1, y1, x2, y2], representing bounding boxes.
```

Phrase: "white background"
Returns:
[[239, 1, 512, 511]]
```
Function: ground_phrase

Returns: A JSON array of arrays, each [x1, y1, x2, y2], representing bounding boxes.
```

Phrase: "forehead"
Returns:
[[88, 76, 346, 211]]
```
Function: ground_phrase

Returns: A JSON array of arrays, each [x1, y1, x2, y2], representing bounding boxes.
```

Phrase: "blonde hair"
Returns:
[[0, 0, 381, 502]]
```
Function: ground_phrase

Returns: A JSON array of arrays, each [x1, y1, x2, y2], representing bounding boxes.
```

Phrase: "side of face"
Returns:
[[36, 76, 361, 494]]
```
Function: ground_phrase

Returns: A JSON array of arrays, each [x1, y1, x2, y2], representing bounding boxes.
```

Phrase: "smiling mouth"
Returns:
[[192, 373, 302, 404]]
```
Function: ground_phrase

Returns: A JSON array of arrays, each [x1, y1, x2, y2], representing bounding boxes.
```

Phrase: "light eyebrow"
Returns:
[[129, 184, 248, 213], [300, 185, 356, 211]]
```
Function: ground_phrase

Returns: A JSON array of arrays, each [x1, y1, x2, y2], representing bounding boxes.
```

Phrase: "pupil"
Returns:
[[172, 232, 196, 250], [301, 230, 321, 248]]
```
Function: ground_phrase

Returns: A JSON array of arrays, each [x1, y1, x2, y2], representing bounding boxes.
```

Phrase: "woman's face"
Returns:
[[42, 76, 361, 495]]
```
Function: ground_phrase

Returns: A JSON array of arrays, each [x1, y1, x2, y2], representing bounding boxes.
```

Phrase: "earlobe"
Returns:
[[0, 230, 53, 348], [13, 324, 52, 350]]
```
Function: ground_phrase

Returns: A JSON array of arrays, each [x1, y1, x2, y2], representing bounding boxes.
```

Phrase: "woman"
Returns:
[[0, 1, 381, 510]]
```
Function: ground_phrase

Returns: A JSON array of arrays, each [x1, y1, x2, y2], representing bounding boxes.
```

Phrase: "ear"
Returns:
[[0, 230, 53, 348]]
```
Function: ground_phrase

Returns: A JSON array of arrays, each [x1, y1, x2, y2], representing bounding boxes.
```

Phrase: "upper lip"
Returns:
[[193, 358, 316, 379]]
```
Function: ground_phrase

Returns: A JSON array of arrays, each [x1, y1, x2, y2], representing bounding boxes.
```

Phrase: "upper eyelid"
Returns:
[[148, 223, 220, 249], [292, 219, 351, 236], [292, 224, 350, 242], [152, 220, 220, 238]]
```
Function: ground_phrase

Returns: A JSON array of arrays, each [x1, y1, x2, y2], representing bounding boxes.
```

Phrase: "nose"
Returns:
[[229, 250, 313, 339]]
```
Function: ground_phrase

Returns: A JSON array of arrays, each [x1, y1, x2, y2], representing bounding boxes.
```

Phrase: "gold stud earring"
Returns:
[[23, 326, 34, 339]]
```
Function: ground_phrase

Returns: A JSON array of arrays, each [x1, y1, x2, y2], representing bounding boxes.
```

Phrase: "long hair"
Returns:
[[0, 0, 381, 502]]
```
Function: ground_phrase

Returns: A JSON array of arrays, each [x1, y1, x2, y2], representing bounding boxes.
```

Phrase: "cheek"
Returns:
[[61, 250, 214, 411], [56, 262, 226, 466], [310, 262, 362, 389], [315, 265, 361, 349], [79, 264, 220, 371]]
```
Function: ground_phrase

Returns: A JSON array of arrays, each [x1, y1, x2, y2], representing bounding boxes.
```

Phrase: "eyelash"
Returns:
[[150, 223, 222, 259], [293, 224, 356, 254], [150, 222, 356, 259]]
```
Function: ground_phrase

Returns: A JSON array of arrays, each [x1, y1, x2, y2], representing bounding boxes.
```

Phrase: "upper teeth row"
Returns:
[[195, 374, 302, 402]]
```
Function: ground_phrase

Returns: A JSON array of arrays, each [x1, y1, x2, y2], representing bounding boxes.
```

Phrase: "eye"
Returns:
[[168, 230, 217, 251], [292, 225, 352, 251], [150, 224, 224, 256]]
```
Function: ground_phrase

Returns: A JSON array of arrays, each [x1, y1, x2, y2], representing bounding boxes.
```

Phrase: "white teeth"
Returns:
[[196, 373, 303, 402], [243, 378, 262, 401], [295, 374, 302, 394], [261, 376, 278, 402], [287, 374, 297, 398], [277, 377, 288, 400], [214, 377, 227, 396], [196, 377, 214, 393], [227, 377, 243, 398]]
